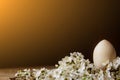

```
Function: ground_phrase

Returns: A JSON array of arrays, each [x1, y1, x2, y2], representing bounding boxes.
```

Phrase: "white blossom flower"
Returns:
[[14, 52, 120, 80]]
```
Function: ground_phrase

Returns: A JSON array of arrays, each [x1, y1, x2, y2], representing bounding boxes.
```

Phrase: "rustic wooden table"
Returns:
[[0, 68, 18, 80], [0, 66, 54, 80]]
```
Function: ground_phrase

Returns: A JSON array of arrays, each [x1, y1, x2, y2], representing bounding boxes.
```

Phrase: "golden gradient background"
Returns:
[[0, 0, 120, 68]]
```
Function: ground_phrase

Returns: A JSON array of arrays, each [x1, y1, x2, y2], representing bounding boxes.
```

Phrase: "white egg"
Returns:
[[93, 39, 116, 69]]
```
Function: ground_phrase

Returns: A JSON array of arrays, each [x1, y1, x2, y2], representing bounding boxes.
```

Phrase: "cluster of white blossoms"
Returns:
[[14, 52, 120, 80]]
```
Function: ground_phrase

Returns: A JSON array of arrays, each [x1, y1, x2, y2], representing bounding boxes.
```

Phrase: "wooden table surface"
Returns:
[[0, 66, 54, 80], [0, 68, 18, 80]]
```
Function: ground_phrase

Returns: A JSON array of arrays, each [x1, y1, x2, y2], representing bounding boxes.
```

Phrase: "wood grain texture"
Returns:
[[0, 66, 54, 80], [0, 68, 20, 80]]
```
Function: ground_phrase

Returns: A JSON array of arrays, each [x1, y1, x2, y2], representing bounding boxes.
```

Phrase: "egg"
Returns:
[[93, 39, 116, 69]]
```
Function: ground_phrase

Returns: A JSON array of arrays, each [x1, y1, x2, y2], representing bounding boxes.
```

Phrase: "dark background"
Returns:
[[0, 0, 120, 68]]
